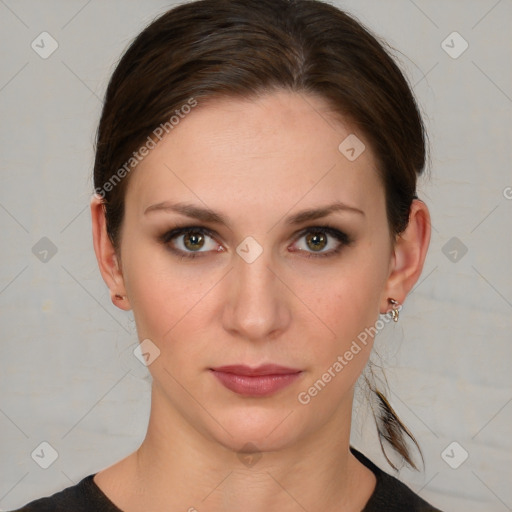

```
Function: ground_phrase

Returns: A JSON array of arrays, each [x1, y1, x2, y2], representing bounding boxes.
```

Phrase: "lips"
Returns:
[[210, 364, 303, 397], [211, 364, 302, 376]]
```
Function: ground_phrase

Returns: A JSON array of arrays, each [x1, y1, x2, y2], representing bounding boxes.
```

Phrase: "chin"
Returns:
[[202, 403, 305, 454]]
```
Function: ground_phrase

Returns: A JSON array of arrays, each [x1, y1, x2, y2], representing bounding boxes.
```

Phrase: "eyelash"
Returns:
[[158, 223, 353, 261]]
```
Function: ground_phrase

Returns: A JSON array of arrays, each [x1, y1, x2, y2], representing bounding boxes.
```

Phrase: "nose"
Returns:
[[222, 244, 291, 343]]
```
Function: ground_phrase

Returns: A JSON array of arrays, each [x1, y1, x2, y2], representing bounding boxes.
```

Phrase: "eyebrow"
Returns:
[[144, 200, 365, 227]]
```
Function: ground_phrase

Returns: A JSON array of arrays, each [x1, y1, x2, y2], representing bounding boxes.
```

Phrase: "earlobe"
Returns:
[[90, 194, 132, 311], [380, 199, 431, 313]]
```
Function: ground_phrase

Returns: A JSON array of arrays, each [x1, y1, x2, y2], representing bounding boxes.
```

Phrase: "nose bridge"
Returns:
[[223, 238, 289, 341]]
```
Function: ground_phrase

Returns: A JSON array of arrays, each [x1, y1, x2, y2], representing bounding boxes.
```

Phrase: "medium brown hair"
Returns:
[[93, 0, 429, 469]]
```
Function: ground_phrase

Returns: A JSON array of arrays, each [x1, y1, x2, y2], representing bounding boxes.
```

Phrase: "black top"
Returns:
[[11, 448, 443, 511]]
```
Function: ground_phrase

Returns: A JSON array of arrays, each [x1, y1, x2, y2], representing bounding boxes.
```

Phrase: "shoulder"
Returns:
[[351, 448, 444, 512], [9, 474, 121, 512]]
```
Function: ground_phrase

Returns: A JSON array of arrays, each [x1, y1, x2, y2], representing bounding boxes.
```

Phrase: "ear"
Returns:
[[90, 194, 131, 311], [380, 199, 431, 313]]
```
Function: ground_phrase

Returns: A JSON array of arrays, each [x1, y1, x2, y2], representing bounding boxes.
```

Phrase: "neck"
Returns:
[[101, 382, 375, 512]]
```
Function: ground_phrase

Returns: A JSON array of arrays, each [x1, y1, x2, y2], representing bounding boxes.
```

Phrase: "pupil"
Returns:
[[185, 232, 204, 251], [307, 232, 326, 251]]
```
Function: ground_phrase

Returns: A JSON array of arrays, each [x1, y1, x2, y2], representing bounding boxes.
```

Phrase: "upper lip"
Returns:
[[210, 364, 302, 376]]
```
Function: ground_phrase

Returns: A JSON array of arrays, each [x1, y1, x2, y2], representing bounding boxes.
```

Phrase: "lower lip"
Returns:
[[211, 370, 302, 397]]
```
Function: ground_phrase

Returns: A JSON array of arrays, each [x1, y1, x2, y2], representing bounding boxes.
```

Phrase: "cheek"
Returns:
[[122, 241, 219, 346], [307, 246, 389, 372], [121, 241, 181, 338], [326, 251, 385, 327]]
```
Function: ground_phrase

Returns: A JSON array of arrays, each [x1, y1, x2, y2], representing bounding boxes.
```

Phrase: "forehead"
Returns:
[[126, 91, 384, 221]]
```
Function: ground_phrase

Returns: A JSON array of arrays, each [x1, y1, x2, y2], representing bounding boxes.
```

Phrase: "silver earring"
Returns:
[[389, 298, 400, 322]]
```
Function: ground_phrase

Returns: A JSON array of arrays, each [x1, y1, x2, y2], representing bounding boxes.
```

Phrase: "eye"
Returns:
[[159, 226, 222, 260], [290, 225, 352, 258]]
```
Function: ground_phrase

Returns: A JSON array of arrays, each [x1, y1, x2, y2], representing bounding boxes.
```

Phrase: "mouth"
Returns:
[[209, 364, 303, 397]]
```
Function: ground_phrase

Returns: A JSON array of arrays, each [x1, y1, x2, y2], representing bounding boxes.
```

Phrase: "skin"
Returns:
[[90, 90, 431, 512]]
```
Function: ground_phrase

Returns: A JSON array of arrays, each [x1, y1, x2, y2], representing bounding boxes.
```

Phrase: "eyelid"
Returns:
[[159, 225, 221, 252], [289, 224, 352, 258], [292, 224, 351, 244]]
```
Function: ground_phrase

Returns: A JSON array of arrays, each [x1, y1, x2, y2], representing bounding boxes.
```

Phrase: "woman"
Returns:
[[13, 0, 441, 510]]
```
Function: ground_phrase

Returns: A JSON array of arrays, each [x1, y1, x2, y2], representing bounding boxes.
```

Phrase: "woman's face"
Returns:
[[115, 90, 396, 451]]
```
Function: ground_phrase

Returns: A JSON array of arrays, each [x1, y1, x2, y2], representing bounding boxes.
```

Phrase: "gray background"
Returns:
[[1, 1, 511, 511]]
